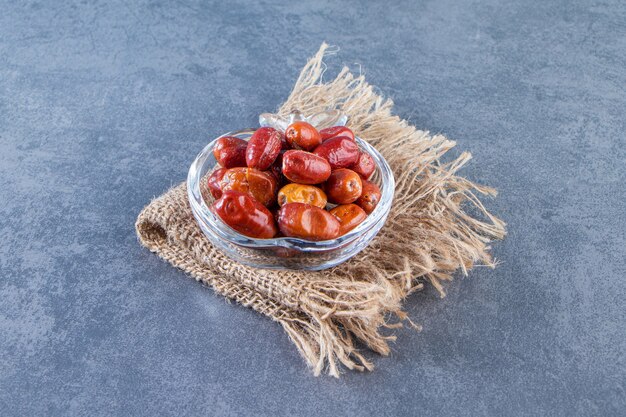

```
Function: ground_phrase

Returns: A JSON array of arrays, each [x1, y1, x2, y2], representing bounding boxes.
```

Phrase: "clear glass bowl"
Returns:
[[187, 112, 394, 270]]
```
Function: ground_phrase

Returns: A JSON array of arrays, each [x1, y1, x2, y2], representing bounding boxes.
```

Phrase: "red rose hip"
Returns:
[[282, 150, 331, 185], [313, 136, 360, 169], [268, 152, 286, 187], [350, 151, 376, 180], [356, 180, 381, 214], [207, 167, 227, 199], [285, 121, 322, 150], [319, 126, 355, 142], [246, 127, 282, 170], [324, 168, 363, 204], [278, 203, 340, 241], [213, 136, 248, 168], [212, 191, 277, 239]]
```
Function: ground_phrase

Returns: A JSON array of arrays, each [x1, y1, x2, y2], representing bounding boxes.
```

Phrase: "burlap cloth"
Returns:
[[135, 44, 506, 377]]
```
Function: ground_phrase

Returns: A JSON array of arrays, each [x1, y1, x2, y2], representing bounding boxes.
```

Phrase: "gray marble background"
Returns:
[[1, 0, 624, 416]]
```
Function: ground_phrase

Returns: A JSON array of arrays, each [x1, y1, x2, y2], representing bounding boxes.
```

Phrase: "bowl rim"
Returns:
[[187, 128, 395, 252]]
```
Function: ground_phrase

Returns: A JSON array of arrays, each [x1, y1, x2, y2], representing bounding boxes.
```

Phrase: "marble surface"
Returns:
[[1, 1, 624, 415]]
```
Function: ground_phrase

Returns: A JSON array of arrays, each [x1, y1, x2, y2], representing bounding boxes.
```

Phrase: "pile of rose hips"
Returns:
[[207, 121, 381, 240]]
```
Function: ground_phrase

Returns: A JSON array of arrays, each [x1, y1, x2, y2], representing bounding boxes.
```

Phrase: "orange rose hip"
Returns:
[[277, 184, 327, 208], [329, 204, 367, 235], [219, 167, 277, 207], [212, 191, 277, 239], [324, 168, 363, 204], [285, 121, 322, 150], [278, 203, 340, 241], [356, 180, 381, 214]]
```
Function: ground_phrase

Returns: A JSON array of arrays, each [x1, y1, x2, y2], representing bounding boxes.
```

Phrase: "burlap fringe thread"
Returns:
[[135, 43, 506, 377]]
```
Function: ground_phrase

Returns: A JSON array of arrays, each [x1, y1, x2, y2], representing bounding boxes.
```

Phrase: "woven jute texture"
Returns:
[[135, 43, 506, 377]]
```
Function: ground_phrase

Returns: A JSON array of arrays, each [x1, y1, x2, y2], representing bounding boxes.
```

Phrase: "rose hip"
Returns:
[[220, 167, 277, 207], [319, 126, 355, 142], [356, 180, 381, 214], [207, 167, 227, 199], [246, 127, 282, 170], [268, 152, 286, 187], [329, 204, 367, 235], [313, 136, 360, 169], [324, 168, 363, 204], [282, 150, 331, 185], [212, 191, 277, 239], [350, 151, 376, 180], [277, 184, 327, 208], [213, 136, 247, 168], [278, 203, 340, 241], [285, 121, 322, 150]]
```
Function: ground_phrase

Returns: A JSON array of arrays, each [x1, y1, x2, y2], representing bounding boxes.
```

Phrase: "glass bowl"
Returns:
[[187, 113, 394, 271]]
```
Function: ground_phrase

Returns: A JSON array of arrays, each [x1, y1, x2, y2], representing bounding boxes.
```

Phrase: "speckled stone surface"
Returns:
[[1, 1, 624, 415]]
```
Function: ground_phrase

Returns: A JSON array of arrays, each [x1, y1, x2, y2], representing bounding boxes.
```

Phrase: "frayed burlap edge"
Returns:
[[135, 43, 506, 377]]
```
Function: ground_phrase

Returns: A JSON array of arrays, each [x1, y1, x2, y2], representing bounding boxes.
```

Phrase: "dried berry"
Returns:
[[207, 167, 227, 199], [282, 150, 331, 185], [278, 203, 340, 241], [313, 136, 360, 169], [324, 168, 363, 204], [356, 180, 381, 214], [319, 126, 355, 142], [285, 121, 322, 150], [212, 191, 277, 239], [246, 127, 282, 170], [220, 167, 277, 207], [277, 184, 327, 208], [268, 152, 286, 187], [350, 151, 376, 180], [213, 136, 247, 168], [329, 204, 368, 235]]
